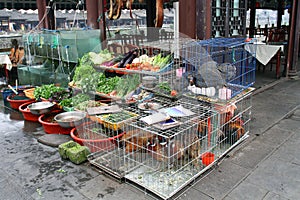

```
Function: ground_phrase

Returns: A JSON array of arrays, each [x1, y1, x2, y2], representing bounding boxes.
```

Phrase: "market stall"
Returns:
[[12, 35, 256, 199], [64, 37, 256, 199]]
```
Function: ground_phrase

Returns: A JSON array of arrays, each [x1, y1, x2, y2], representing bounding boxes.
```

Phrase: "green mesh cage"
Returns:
[[21, 29, 102, 86]]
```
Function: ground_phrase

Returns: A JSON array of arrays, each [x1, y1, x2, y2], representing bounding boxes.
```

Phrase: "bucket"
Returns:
[[1, 88, 14, 107], [201, 152, 215, 166]]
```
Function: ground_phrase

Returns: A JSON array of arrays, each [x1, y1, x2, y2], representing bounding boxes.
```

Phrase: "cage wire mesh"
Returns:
[[211, 88, 252, 160], [181, 37, 256, 102]]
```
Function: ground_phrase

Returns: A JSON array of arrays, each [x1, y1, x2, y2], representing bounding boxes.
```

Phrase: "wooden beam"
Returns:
[[179, 0, 196, 39]]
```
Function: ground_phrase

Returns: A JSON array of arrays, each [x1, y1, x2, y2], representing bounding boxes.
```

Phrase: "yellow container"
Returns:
[[100, 111, 138, 131]]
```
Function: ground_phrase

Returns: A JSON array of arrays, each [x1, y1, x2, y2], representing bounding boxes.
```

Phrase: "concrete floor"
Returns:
[[0, 68, 300, 200]]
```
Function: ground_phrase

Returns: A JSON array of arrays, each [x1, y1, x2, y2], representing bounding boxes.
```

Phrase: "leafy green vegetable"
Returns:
[[152, 54, 172, 69], [158, 82, 172, 93], [96, 73, 121, 94], [89, 49, 114, 65], [34, 84, 65, 99], [59, 93, 90, 107], [115, 74, 140, 97]]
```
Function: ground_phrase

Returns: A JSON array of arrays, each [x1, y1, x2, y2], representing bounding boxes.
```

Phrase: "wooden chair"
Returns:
[[107, 43, 124, 55], [264, 28, 288, 77]]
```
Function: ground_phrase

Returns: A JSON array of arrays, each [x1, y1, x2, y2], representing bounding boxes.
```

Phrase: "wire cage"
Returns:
[[181, 37, 256, 102], [87, 96, 221, 199]]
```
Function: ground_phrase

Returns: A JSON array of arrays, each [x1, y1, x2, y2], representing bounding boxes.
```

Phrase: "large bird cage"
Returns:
[[181, 37, 256, 102], [87, 96, 220, 199]]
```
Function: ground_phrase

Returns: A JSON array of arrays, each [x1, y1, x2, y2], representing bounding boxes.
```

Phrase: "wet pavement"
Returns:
[[1, 74, 300, 200]]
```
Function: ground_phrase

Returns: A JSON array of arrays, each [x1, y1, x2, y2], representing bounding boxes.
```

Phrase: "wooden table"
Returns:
[[245, 42, 285, 78]]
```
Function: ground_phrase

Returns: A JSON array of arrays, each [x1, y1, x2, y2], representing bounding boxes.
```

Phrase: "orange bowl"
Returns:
[[70, 122, 124, 153]]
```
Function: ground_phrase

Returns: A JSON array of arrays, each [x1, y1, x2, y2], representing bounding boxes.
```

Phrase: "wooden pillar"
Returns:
[[196, 0, 211, 40], [47, 0, 55, 30], [277, 0, 283, 28], [98, 0, 107, 48], [146, 0, 159, 41], [249, 0, 256, 37], [287, 0, 300, 76], [86, 0, 100, 29], [36, 0, 47, 29], [36, 0, 55, 30], [179, 0, 196, 39]]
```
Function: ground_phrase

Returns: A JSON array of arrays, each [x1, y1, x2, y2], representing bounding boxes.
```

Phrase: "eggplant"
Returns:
[[118, 50, 135, 68], [118, 49, 139, 68]]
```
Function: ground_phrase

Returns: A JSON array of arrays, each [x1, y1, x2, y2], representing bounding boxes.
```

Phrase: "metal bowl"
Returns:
[[142, 76, 157, 89], [27, 102, 55, 115], [54, 111, 87, 128]]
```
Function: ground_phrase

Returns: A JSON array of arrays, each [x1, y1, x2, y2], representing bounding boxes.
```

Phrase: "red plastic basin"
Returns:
[[38, 110, 72, 134], [7, 94, 35, 110], [19, 101, 39, 122], [70, 122, 124, 153]]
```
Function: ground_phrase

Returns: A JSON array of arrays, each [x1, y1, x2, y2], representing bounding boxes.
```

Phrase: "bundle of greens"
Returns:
[[114, 74, 140, 97], [152, 53, 172, 69], [96, 73, 121, 94], [34, 84, 66, 100], [89, 49, 114, 65], [59, 93, 90, 108]]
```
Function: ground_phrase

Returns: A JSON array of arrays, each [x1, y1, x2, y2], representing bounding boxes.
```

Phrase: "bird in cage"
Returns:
[[217, 63, 237, 81], [219, 114, 245, 145], [121, 129, 154, 153], [151, 133, 201, 168]]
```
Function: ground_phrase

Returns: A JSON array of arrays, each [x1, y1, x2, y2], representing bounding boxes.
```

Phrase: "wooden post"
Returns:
[[36, 0, 55, 30], [146, 0, 159, 41], [277, 0, 283, 29], [287, 0, 299, 76], [86, 0, 100, 29], [36, 0, 47, 29], [98, 0, 107, 48], [196, 0, 211, 40], [179, 0, 196, 39], [249, 0, 256, 38]]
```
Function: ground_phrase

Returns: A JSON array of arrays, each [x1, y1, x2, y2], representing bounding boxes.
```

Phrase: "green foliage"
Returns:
[[33, 84, 65, 99]]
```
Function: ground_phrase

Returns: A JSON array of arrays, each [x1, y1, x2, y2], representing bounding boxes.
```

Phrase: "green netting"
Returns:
[[23, 29, 102, 63], [60, 29, 102, 62], [20, 29, 102, 86]]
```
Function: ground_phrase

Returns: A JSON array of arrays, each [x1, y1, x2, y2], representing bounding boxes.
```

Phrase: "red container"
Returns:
[[70, 122, 124, 153], [19, 101, 40, 122], [201, 152, 215, 166], [38, 110, 72, 134], [7, 94, 35, 110]]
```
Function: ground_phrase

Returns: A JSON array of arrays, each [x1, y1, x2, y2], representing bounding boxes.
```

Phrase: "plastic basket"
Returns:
[[100, 111, 139, 131], [24, 88, 35, 99]]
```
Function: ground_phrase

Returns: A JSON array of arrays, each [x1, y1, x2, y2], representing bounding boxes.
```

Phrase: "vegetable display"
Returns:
[[114, 74, 140, 97], [34, 84, 66, 100], [89, 49, 114, 65], [59, 93, 90, 108], [96, 73, 121, 94]]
